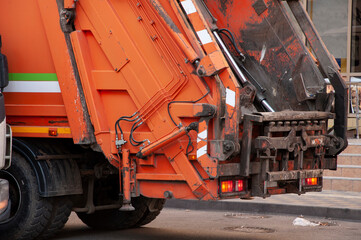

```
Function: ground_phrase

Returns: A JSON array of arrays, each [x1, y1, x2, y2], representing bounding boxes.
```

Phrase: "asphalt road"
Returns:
[[54, 209, 361, 240]]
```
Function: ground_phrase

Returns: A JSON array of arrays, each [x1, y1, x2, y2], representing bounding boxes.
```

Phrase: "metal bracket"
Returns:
[[196, 50, 227, 77], [59, 8, 75, 33], [252, 0, 268, 16]]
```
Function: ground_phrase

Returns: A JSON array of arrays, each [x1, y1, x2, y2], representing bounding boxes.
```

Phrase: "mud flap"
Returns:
[[13, 138, 83, 197]]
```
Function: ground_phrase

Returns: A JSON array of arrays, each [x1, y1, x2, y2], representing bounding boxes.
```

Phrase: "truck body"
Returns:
[[0, 0, 347, 239]]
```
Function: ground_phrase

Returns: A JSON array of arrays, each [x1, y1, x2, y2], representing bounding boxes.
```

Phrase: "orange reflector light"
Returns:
[[188, 154, 197, 160], [305, 177, 318, 186], [221, 180, 244, 193], [49, 128, 58, 136], [221, 180, 233, 193], [0, 199, 8, 210]]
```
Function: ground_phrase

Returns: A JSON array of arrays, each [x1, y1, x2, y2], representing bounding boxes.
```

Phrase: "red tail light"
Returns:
[[221, 180, 244, 193], [303, 177, 318, 186], [235, 180, 244, 192]]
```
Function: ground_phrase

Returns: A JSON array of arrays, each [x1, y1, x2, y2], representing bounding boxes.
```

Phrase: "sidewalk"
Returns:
[[165, 191, 361, 221]]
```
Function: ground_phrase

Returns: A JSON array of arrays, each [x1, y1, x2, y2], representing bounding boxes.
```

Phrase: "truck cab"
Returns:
[[0, 36, 11, 222]]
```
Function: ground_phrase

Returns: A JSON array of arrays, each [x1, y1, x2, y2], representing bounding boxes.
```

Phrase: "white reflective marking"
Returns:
[[197, 130, 207, 143], [197, 145, 207, 158], [197, 29, 213, 45], [226, 88, 236, 107], [5, 81, 61, 93], [181, 0, 197, 15], [260, 44, 266, 63]]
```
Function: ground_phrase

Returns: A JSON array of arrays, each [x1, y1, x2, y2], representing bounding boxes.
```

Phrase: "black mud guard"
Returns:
[[12, 138, 83, 197]]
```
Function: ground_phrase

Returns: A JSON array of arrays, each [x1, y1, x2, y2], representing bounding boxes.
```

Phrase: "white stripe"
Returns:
[[5, 81, 61, 93], [338, 165, 361, 169], [197, 29, 212, 45], [181, 0, 197, 15], [323, 176, 361, 181], [197, 130, 207, 143], [197, 145, 207, 158], [226, 88, 236, 107]]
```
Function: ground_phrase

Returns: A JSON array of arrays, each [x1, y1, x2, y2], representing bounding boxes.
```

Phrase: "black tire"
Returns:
[[38, 197, 73, 240], [135, 198, 165, 227], [0, 152, 53, 240], [76, 196, 164, 230]]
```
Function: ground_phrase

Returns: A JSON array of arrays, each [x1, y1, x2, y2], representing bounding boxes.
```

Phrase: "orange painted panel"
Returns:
[[0, 1, 56, 73], [0, 0, 95, 142]]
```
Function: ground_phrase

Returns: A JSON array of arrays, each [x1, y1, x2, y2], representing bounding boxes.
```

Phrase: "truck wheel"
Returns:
[[135, 198, 165, 227], [38, 197, 73, 239], [0, 152, 52, 240], [76, 196, 164, 230]]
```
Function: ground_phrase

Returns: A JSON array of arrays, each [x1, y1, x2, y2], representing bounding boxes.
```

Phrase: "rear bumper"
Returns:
[[219, 111, 338, 198], [0, 179, 10, 221]]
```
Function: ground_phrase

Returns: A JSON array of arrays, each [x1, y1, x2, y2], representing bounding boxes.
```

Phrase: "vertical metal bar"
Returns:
[[356, 86, 359, 138], [349, 0, 357, 138], [85, 177, 95, 214], [281, 151, 289, 171], [262, 159, 269, 196], [300, 150, 304, 169], [119, 149, 135, 211], [350, 83, 354, 114], [240, 116, 253, 177], [347, 0, 352, 76]]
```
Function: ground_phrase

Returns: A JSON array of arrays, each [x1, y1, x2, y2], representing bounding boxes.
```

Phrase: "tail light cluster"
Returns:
[[302, 177, 318, 186], [220, 179, 245, 193]]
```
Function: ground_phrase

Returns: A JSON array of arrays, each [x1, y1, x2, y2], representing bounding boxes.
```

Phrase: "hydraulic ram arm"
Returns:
[[204, 0, 347, 155], [287, 0, 348, 154]]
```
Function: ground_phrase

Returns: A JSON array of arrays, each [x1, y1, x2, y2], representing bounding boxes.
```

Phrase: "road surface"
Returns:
[[54, 208, 361, 240]]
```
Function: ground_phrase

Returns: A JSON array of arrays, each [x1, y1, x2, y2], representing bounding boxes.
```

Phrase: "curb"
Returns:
[[165, 199, 361, 221]]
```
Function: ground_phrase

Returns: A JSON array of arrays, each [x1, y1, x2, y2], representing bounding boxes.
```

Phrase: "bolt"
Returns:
[[198, 67, 205, 76], [164, 191, 173, 199], [223, 142, 233, 153]]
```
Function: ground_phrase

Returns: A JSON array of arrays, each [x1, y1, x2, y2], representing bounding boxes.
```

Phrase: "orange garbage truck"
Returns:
[[0, 0, 348, 239]]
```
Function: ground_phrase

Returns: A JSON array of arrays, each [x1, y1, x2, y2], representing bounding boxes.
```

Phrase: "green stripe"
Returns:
[[8, 73, 58, 81]]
